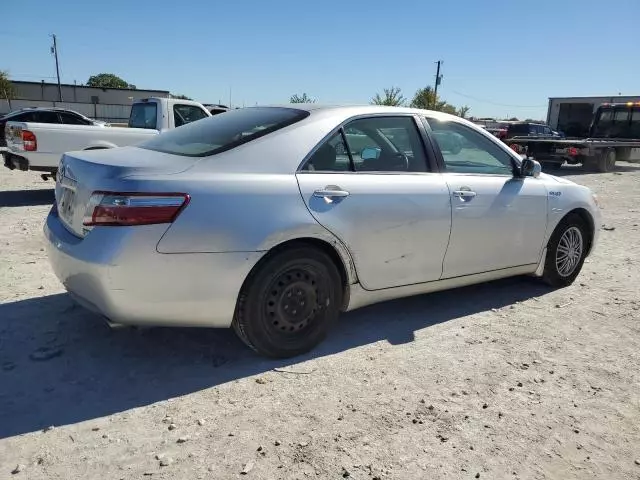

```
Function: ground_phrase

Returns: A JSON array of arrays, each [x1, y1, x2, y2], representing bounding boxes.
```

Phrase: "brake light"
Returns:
[[509, 143, 521, 153], [83, 192, 190, 226], [22, 130, 37, 151], [567, 147, 578, 156]]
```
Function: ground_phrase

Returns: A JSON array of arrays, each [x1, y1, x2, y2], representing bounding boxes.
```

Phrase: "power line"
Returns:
[[449, 90, 546, 108]]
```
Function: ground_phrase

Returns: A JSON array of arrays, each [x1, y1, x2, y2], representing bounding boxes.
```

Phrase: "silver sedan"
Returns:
[[45, 105, 601, 357]]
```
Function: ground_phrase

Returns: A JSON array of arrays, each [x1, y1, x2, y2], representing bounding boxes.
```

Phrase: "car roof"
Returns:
[[253, 104, 466, 123], [5, 107, 86, 115]]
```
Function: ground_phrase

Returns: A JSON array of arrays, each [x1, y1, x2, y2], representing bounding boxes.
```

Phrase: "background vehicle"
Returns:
[[44, 105, 600, 358], [1, 107, 107, 150], [507, 103, 640, 172], [4, 98, 211, 175], [505, 122, 563, 140]]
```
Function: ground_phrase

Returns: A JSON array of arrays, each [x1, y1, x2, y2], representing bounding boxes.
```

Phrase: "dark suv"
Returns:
[[506, 122, 563, 140], [0, 108, 105, 148]]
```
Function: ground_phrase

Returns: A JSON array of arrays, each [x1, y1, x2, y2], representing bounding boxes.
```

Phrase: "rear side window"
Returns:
[[34, 111, 61, 123], [140, 107, 309, 157], [9, 112, 36, 122], [129, 103, 158, 129]]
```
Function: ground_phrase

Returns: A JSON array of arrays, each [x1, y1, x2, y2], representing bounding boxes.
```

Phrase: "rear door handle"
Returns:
[[313, 185, 350, 202], [452, 190, 477, 199]]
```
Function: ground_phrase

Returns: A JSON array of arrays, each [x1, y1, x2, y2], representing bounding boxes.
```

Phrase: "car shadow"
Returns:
[[0, 188, 54, 207], [0, 277, 552, 438]]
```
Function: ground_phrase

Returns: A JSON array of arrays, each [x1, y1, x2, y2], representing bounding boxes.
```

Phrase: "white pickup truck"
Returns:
[[3, 97, 211, 177]]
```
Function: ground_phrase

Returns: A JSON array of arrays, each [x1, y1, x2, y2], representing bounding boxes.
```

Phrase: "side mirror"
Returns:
[[361, 147, 381, 161], [520, 158, 541, 178]]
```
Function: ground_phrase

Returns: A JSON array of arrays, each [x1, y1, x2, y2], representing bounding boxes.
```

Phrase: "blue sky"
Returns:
[[2, 0, 639, 119]]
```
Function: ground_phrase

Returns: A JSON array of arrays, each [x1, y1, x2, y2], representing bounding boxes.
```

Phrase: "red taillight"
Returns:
[[509, 143, 521, 153], [567, 147, 578, 156], [83, 192, 190, 226], [22, 130, 37, 151]]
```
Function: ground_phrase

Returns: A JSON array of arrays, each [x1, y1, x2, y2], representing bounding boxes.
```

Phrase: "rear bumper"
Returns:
[[44, 207, 264, 328], [3, 151, 57, 172]]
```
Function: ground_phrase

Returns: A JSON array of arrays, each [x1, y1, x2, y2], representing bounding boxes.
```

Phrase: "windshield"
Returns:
[[139, 107, 309, 157], [592, 107, 632, 138]]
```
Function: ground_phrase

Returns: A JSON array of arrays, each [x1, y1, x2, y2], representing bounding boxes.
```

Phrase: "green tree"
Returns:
[[171, 93, 193, 100], [87, 73, 135, 89], [290, 93, 315, 103], [410, 86, 441, 110], [0, 71, 15, 109], [410, 85, 470, 117], [456, 105, 471, 119], [371, 87, 406, 106]]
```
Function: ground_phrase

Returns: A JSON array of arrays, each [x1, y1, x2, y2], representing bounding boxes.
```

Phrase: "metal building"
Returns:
[[1, 81, 171, 123], [547, 95, 640, 137]]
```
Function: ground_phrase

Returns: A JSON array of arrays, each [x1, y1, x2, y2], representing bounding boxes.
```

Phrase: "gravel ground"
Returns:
[[0, 165, 639, 480]]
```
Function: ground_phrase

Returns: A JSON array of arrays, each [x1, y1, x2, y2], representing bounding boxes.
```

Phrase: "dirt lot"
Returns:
[[0, 165, 639, 480]]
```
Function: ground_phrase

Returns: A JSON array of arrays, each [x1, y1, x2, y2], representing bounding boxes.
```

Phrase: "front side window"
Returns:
[[140, 107, 308, 157], [426, 118, 515, 175], [303, 116, 428, 172], [129, 103, 158, 129], [173, 104, 209, 127]]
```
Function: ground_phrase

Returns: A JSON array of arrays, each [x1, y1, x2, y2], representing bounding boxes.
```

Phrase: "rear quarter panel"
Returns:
[[152, 171, 357, 282]]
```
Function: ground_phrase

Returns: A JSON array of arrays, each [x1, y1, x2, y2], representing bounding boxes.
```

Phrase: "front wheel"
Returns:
[[232, 246, 342, 358], [541, 215, 589, 287]]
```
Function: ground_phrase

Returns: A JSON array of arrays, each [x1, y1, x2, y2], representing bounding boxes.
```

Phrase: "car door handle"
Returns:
[[452, 190, 477, 199], [313, 186, 350, 201]]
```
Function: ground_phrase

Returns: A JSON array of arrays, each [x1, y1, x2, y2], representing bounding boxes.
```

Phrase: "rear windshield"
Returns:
[[129, 103, 158, 129], [139, 107, 309, 157]]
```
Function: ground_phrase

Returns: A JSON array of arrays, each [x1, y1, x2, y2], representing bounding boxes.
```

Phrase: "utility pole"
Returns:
[[433, 60, 443, 109], [51, 34, 63, 102]]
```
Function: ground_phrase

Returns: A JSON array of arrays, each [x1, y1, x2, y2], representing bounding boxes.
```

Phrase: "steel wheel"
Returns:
[[264, 266, 326, 334], [232, 246, 342, 358], [555, 226, 583, 277]]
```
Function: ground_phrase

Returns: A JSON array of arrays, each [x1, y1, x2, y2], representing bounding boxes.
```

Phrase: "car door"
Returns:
[[296, 115, 452, 290], [424, 117, 548, 279]]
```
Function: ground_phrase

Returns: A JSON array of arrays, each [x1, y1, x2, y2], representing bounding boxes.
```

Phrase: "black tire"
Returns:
[[596, 149, 616, 173], [232, 246, 343, 358], [541, 214, 590, 288]]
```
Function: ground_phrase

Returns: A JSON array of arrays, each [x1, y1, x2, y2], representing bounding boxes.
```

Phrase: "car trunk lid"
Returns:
[[55, 146, 199, 237]]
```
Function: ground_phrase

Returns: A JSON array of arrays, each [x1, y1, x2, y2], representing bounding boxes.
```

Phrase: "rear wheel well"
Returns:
[[562, 208, 594, 254], [245, 238, 350, 311]]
